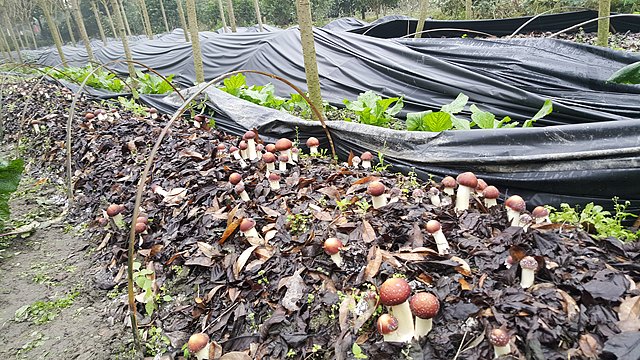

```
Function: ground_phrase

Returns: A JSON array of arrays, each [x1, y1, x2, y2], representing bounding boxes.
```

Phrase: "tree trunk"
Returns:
[[109, 0, 136, 79], [415, 0, 428, 38], [597, 0, 611, 47], [185, 0, 204, 83], [0, 29, 13, 61], [295, 0, 324, 119], [217, 0, 228, 32], [4, 18, 23, 62], [139, 0, 153, 39], [29, 28, 38, 49], [119, 0, 133, 36], [65, 10, 77, 45], [176, 0, 190, 41], [41, 3, 67, 66], [17, 29, 26, 50], [226, 0, 237, 32], [465, 0, 472, 19], [159, 0, 170, 33], [71, 0, 95, 62], [253, 0, 263, 31], [101, 0, 117, 36], [92, 1, 108, 45]]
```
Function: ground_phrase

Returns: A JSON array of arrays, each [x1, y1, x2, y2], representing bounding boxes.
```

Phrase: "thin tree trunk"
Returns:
[[295, 0, 324, 119], [253, 0, 263, 31], [65, 10, 77, 45], [91, 1, 108, 45], [226, 0, 237, 32], [185, 0, 204, 83], [176, 0, 190, 41], [0, 29, 12, 61], [29, 28, 38, 49], [41, 3, 67, 66], [17, 29, 27, 50], [159, 0, 170, 33], [4, 18, 23, 62], [71, 0, 95, 62], [139, 0, 153, 39], [597, 0, 611, 47], [109, 0, 136, 80], [119, 0, 133, 36], [465, 0, 472, 19], [102, 0, 117, 36], [217, 0, 228, 32], [415, 0, 428, 38]]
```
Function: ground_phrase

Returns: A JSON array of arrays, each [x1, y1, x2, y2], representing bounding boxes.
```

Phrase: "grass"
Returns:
[[14, 290, 80, 325]]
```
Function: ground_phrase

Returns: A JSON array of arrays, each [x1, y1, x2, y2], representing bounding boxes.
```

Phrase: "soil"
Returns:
[[0, 164, 127, 359]]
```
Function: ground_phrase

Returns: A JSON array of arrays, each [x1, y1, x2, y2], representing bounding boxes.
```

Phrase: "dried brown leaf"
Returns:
[[362, 246, 382, 283], [233, 245, 258, 277], [219, 217, 242, 245], [361, 220, 376, 243]]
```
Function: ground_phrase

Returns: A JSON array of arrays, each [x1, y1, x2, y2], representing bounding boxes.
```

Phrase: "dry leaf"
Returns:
[[361, 220, 376, 243], [458, 278, 472, 291], [233, 245, 258, 277], [278, 269, 306, 312], [362, 246, 382, 283], [339, 294, 356, 333], [219, 217, 242, 245]]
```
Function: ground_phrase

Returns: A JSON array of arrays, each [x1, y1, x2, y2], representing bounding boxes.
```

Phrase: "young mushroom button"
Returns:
[[410, 292, 440, 339], [505, 195, 526, 226], [367, 181, 387, 209], [379, 277, 414, 342], [323, 237, 344, 267], [275, 138, 293, 164], [188, 333, 211, 360], [489, 328, 511, 358], [243, 130, 258, 161], [377, 313, 400, 342], [455, 172, 478, 212], [306, 137, 320, 154], [441, 176, 457, 195], [483, 186, 500, 208], [520, 256, 538, 289], [360, 151, 373, 169]]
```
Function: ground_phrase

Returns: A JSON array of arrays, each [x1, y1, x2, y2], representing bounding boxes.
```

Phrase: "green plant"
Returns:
[[355, 199, 371, 215], [257, 270, 269, 285], [335, 198, 351, 212], [343, 91, 404, 128], [135, 71, 176, 94], [287, 213, 312, 235], [14, 291, 79, 325], [49, 65, 125, 92], [352, 343, 368, 359], [286, 349, 297, 358], [608, 61, 640, 85], [373, 151, 391, 173], [117, 97, 149, 117], [143, 326, 170, 356], [133, 261, 158, 315], [0, 158, 24, 230]]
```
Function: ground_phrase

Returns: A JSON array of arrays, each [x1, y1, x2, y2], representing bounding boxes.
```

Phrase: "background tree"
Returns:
[[253, 0, 263, 31], [100, 0, 117, 36], [226, 0, 238, 32], [415, 0, 428, 38], [158, 0, 170, 33], [138, 0, 154, 39], [38, 0, 67, 65], [91, 0, 108, 44], [295, 0, 325, 119], [69, 0, 95, 61], [176, 0, 190, 41], [597, 0, 610, 46], [118, 0, 133, 36], [64, 8, 77, 45], [109, 0, 136, 78], [218, 0, 229, 32], [465, 0, 472, 19], [185, 0, 204, 83]]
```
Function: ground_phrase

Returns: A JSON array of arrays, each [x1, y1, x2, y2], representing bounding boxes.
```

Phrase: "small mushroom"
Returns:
[[351, 156, 361, 169], [278, 154, 289, 172], [229, 172, 243, 187], [235, 183, 250, 202], [188, 333, 211, 360], [410, 292, 439, 339], [323, 237, 343, 267], [275, 138, 293, 164], [455, 172, 478, 212], [239, 141, 249, 160], [532, 206, 550, 224], [262, 152, 277, 173], [505, 195, 526, 226], [148, 107, 158, 120], [268, 172, 281, 190], [265, 143, 276, 153], [489, 328, 511, 358], [426, 220, 449, 255], [229, 146, 248, 168], [475, 178, 488, 196], [428, 187, 441, 206], [243, 130, 258, 161], [412, 188, 425, 204], [377, 313, 400, 342], [520, 256, 537, 288], [367, 181, 387, 209], [360, 151, 373, 169], [379, 277, 413, 342], [240, 218, 260, 239], [441, 176, 457, 196], [306, 137, 320, 154], [483, 186, 500, 208]]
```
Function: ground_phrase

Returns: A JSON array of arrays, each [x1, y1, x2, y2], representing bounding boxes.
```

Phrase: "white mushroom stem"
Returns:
[[279, 161, 287, 172], [507, 208, 521, 226], [269, 179, 280, 190], [247, 139, 257, 161], [455, 185, 473, 212], [362, 160, 371, 169], [239, 190, 250, 202], [521, 268, 535, 288], [291, 151, 298, 163], [535, 216, 550, 224], [310, 146, 318, 154], [414, 318, 433, 339], [194, 342, 211, 360], [433, 229, 450, 255], [266, 163, 275, 173], [232, 151, 248, 168], [383, 330, 400, 342], [242, 228, 260, 239], [390, 302, 414, 343], [485, 198, 498, 208], [494, 343, 511, 358], [430, 194, 441, 206], [330, 252, 343, 267], [282, 149, 293, 164], [240, 148, 249, 160], [443, 187, 455, 196], [372, 194, 388, 209]]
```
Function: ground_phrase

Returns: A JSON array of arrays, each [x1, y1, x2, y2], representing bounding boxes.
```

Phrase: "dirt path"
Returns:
[[0, 168, 128, 359]]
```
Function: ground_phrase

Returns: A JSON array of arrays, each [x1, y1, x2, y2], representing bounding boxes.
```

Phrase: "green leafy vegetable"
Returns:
[[440, 93, 468, 114], [523, 99, 553, 127], [221, 73, 247, 96], [343, 91, 403, 127], [607, 61, 640, 85], [0, 159, 24, 230], [406, 111, 452, 132], [135, 72, 175, 94]]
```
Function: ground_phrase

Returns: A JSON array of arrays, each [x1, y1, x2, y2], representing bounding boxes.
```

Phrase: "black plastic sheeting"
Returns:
[[140, 87, 640, 213], [349, 10, 640, 38]]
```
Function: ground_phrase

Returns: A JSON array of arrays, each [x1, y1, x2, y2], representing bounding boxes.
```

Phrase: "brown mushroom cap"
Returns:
[[262, 152, 276, 163], [441, 176, 457, 188], [323, 237, 343, 255], [505, 195, 526, 212], [456, 172, 478, 188], [426, 219, 441, 234], [256, 144, 264, 152], [239, 218, 256, 232], [361, 151, 373, 161], [268, 172, 280, 181], [217, 144, 226, 151], [377, 313, 399, 335], [306, 137, 319, 147], [367, 181, 385, 197], [234, 183, 245, 194], [428, 187, 440, 196], [265, 144, 276, 153], [520, 256, 538, 270], [278, 154, 289, 163], [412, 188, 425, 198], [483, 186, 500, 199], [532, 206, 549, 218], [194, 114, 206, 122], [291, 147, 299, 154], [489, 328, 510, 347], [134, 222, 147, 234], [136, 215, 148, 225], [148, 107, 157, 114], [239, 141, 248, 150], [106, 204, 122, 217], [476, 179, 488, 192], [243, 130, 256, 140], [229, 173, 242, 185], [275, 138, 292, 151], [379, 277, 411, 306], [188, 333, 210, 353], [230, 146, 239, 153], [410, 292, 440, 319], [84, 112, 95, 120]]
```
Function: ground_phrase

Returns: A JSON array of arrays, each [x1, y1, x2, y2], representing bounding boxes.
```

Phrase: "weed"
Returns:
[[257, 270, 269, 285], [142, 326, 171, 356], [16, 331, 48, 357], [352, 343, 368, 359], [14, 290, 79, 325], [286, 349, 297, 358], [355, 199, 371, 215], [287, 213, 312, 235], [373, 151, 391, 173], [335, 198, 351, 212]]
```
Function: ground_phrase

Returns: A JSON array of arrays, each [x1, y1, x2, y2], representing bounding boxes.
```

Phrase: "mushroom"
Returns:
[[256, 143, 264, 153], [428, 187, 441, 206], [235, 183, 250, 202], [489, 328, 511, 358], [520, 256, 537, 289], [265, 143, 276, 153], [229, 146, 248, 168], [351, 156, 361, 169], [306, 137, 320, 154], [278, 154, 289, 172], [410, 292, 439, 339], [243, 130, 258, 161], [367, 181, 387, 209], [240, 218, 260, 239], [84, 112, 95, 120], [135, 221, 147, 234], [412, 188, 425, 204], [275, 138, 293, 164], [519, 213, 533, 231], [323, 237, 343, 267], [239, 141, 249, 160], [379, 277, 413, 343], [229, 172, 243, 187], [483, 186, 500, 208], [360, 151, 373, 169], [262, 152, 277, 173], [532, 206, 550, 224], [148, 107, 158, 120], [188, 333, 211, 360], [475, 179, 488, 196], [505, 195, 526, 226], [455, 172, 478, 212], [426, 220, 449, 255], [377, 313, 400, 342], [106, 203, 125, 226], [291, 147, 299, 163], [441, 176, 457, 196], [268, 172, 281, 190], [216, 143, 227, 157]]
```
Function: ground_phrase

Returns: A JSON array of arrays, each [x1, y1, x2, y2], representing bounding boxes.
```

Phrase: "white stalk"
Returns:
[[443, 187, 454, 196], [362, 160, 371, 169], [247, 139, 257, 161], [279, 161, 287, 172], [266, 163, 275, 172], [195, 343, 210, 360], [507, 208, 521, 226], [372, 195, 387, 209], [535, 216, 550, 224], [433, 230, 450, 255], [430, 194, 441, 206], [330, 253, 343, 267], [242, 228, 260, 239], [485, 198, 497, 208], [282, 149, 293, 164], [414, 318, 433, 340], [291, 151, 299, 163], [310, 146, 318, 154], [239, 191, 250, 202], [521, 268, 535, 288], [240, 149, 249, 160], [494, 343, 511, 358], [390, 302, 414, 343], [269, 180, 280, 190], [151, 113, 158, 120], [383, 331, 400, 342], [455, 185, 473, 212]]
